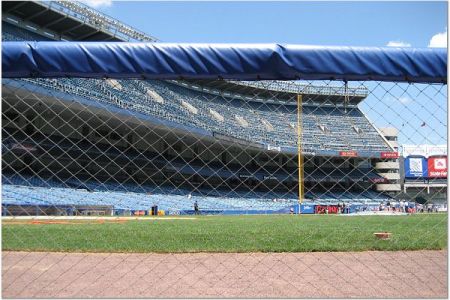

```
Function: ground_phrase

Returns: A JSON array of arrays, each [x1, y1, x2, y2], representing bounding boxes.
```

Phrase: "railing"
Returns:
[[230, 80, 369, 97], [37, 1, 159, 42]]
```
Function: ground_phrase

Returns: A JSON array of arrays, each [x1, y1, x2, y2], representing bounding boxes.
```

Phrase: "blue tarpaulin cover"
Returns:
[[2, 42, 447, 83]]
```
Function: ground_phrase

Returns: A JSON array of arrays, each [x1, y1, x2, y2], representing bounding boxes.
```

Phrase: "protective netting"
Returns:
[[2, 23, 448, 299], [2, 78, 447, 216], [2, 76, 447, 298]]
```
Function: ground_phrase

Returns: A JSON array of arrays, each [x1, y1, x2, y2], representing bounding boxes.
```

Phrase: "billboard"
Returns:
[[380, 151, 399, 159], [427, 146, 447, 157], [402, 144, 446, 158], [315, 205, 339, 214], [339, 151, 358, 157], [300, 204, 315, 214], [402, 145, 427, 157], [267, 145, 281, 152], [427, 156, 447, 178], [404, 156, 427, 178]]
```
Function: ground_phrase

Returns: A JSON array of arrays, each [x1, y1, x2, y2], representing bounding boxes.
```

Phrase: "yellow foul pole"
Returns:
[[297, 94, 304, 209]]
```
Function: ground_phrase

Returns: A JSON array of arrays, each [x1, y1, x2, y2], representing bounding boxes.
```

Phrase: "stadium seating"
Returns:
[[2, 22, 392, 213], [2, 22, 52, 41], [2, 173, 297, 211], [3, 24, 391, 154], [12, 76, 390, 154], [2, 173, 388, 212]]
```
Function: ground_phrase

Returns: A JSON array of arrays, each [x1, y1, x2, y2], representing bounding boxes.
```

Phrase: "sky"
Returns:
[[79, 0, 447, 146], [83, 1, 447, 48]]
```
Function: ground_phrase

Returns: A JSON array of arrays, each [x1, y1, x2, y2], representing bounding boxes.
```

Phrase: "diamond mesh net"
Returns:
[[2, 21, 447, 299]]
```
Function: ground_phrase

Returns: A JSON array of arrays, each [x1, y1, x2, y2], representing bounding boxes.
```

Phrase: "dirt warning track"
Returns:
[[2, 250, 447, 298]]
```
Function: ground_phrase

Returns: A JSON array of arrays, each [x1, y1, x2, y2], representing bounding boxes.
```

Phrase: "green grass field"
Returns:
[[2, 214, 447, 253]]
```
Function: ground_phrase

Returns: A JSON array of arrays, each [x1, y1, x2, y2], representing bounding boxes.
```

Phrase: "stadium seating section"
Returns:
[[2, 173, 386, 213], [2, 22, 391, 213], [2, 23, 390, 154]]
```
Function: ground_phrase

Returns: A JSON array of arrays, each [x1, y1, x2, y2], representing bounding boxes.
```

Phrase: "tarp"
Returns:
[[2, 42, 447, 83]]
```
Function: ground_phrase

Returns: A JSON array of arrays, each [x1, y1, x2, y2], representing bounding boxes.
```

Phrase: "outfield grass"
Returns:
[[2, 214, 447, 253]]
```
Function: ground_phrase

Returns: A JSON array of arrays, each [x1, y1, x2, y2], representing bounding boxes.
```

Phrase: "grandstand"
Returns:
[[2, 1, 395, 215]]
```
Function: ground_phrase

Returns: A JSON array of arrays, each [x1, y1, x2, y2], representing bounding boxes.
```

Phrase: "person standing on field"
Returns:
[[194, 200, 199, 215]]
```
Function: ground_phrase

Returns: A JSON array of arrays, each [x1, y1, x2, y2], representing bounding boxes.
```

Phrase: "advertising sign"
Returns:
[[404, 156, 427, 178], [402, 145, 427, 157], [239, 174, 253, 179], [300, 204, 315, 214], [402, 144, 447, 157], [339, 151, 358, 157], [380, 151, 399, 158], [315, 205, 339, 214], [370, 177, 387, 183], [427, 156, 447, 178], [427, 146, 447, 157], [267, 145, 281, 152]]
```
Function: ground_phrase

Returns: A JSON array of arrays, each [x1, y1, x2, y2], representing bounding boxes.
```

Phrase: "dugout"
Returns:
[[73, 205, 113, 216], [2, 204, 74, 216]]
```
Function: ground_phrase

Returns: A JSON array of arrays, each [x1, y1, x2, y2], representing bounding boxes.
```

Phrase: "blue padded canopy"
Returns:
[[2, 42, 447, 83]]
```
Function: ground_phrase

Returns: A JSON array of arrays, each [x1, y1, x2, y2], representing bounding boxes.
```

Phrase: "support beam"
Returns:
[[4, 2, 28, 13], [24, 7, 49, 21], [60, 22, 85, 34], [77, 30, 100, 40], [44, 15, 67, 28]]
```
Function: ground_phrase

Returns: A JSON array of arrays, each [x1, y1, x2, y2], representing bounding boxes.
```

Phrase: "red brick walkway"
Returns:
[[2, 250, 447, 298]]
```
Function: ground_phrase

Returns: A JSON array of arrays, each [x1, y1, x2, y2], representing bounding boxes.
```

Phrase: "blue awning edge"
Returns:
[[2, 42, 447, 83]]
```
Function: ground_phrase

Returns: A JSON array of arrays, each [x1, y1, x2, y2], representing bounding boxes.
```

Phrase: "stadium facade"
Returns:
[[2, 1, 441, 216], [401, 145, 447, 204]]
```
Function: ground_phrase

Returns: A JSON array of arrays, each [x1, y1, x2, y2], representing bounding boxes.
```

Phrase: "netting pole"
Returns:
[[297, 94, 304, 212]]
